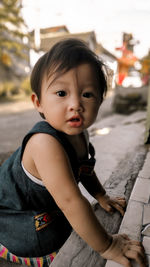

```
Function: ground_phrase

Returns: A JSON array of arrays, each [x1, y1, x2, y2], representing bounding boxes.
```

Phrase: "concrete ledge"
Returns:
[[51, 146, 147, 267], [130, 177, 150, 203], [0, 259, 20, 267], [51, 206, 122, 267], [106, 146, 150, 267], [118, 200, 143, 240]]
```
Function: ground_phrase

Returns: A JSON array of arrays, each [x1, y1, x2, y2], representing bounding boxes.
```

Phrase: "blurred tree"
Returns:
[[0, 0, 29, 78]]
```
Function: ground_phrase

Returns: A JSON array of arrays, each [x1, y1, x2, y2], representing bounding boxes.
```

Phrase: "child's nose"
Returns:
[[69, 95, 83, 112]]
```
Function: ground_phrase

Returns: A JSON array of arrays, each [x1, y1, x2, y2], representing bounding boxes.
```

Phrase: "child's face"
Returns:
[[32, 63, 102, 135]]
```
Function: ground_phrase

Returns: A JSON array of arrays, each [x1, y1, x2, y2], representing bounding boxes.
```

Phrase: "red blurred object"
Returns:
[[116, 33, 139, 85]]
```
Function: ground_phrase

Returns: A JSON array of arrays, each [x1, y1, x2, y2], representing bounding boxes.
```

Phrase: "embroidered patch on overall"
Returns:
[[34, 212, 53, 231]]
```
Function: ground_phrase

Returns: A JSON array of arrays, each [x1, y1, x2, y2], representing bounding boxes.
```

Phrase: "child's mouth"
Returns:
[[70, 118, 80, 121], [67, 116, 83, 127]]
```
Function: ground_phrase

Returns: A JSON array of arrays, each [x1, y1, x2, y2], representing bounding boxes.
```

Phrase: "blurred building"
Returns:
[[29, 25, 117, 90], [30, 25, 98, 52]]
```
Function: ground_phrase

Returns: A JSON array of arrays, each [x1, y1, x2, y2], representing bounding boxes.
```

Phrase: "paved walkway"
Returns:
[[0, 98, 33, 115]]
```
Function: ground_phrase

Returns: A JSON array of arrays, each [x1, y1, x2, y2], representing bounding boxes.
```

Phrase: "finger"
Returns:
[[121, 237, 144, 251], [115, 197, 126, 201], [104, 204, 114, 213], [115, 256, 132, 267], [127, 244, 145, 253], [110, 198, 126, 208], [128, 240, 143, 246], [121, 234, 131, 241], [113, 196, 126, 204], [115, 197, 125, 200], [125, 249, 148, 267], [114, 198, 126, 207], [125, 242, 147, 265], [111, 202, 125, 216]]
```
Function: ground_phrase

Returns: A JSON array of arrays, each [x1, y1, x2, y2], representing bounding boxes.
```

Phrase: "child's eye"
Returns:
[[56, 91, 67, 97], [82, 92, 94, 98]]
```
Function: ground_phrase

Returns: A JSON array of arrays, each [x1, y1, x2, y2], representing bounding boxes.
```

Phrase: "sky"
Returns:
[[22, 0, 150, 59]]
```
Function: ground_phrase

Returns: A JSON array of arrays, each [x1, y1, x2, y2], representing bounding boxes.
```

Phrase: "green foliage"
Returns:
[[0, 81, 19, 97], [0, 77, 31, 98], [0, 0, 28, 67], [20, 76, 31, 96]]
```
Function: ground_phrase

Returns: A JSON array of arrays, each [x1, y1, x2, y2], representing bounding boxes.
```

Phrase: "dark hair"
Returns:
[[30, 38, 107, 102]]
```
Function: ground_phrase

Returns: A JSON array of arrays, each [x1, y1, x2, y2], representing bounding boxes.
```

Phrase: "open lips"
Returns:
[[67, 115, 83, 127]]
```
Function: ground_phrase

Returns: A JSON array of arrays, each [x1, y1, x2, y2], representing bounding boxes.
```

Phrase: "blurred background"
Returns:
[[0, 0, 150, 113], [0, 2, 150, 265]]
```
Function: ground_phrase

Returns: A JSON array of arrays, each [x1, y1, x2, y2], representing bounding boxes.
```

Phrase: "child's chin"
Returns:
[[65, 128, 83, 135]]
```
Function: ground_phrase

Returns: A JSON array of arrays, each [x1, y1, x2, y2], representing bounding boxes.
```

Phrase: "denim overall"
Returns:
[[0, 121, 95, 265]]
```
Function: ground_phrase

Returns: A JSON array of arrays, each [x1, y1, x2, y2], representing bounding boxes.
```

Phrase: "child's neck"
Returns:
[[66, 132, 88, 160]]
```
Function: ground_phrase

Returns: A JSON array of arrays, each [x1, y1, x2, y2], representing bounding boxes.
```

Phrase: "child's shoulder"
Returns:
[[28, 131, 60, 149], [28, 121, 57, 135], [22, 130, 66, 181], [22, 121, 65, 169], [25, 124, 64, 155], [23, 121, 64, 149]]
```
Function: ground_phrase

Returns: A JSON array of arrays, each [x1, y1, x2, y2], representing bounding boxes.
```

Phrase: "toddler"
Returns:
[[0, 38, 147, 267]]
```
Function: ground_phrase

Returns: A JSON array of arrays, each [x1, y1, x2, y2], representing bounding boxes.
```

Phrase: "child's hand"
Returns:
[[98, 194, 126, 216], [101, 234, 148, 267]]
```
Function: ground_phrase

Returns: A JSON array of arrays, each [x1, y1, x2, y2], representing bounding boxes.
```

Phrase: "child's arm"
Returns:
[[80, 171, 126, 216], [30, 134, 147, 267]]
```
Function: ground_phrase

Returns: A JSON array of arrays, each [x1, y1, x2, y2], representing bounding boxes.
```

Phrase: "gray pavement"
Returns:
[[0, 99, 41, 154], [0, 96, 149, 266]]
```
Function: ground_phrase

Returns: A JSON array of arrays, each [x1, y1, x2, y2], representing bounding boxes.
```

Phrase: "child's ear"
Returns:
[[31, 93, 43, 113]]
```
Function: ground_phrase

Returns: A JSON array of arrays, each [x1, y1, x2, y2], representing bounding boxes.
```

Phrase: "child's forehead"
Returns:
[[44, 67, 66, 86], [46, 63, 96, 80], [45, 66, 96, 89]]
